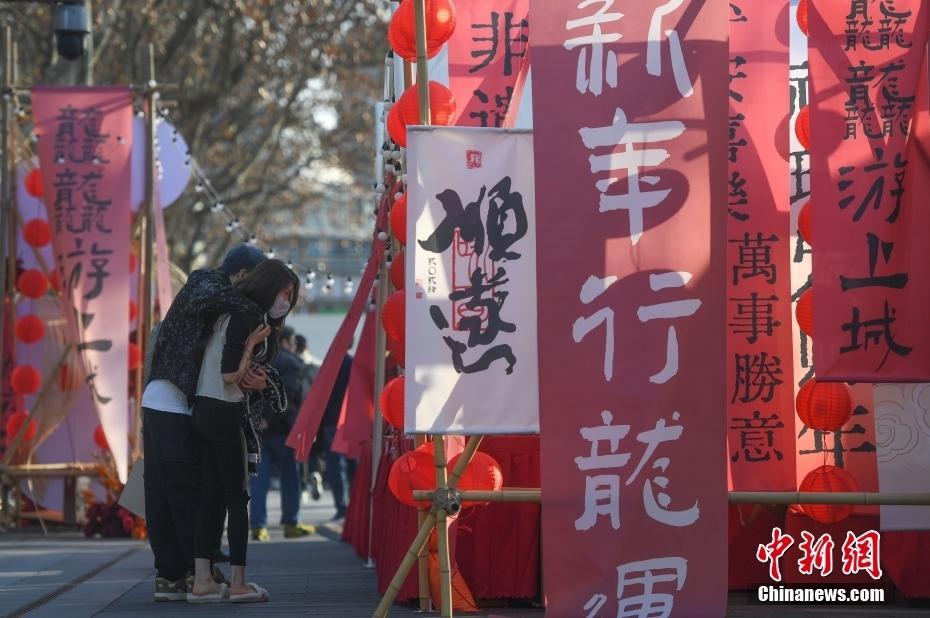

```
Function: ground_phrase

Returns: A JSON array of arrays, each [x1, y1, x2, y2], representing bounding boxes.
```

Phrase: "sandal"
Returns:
[[186, 582, 229, 603], [230, 582, 270, 603]]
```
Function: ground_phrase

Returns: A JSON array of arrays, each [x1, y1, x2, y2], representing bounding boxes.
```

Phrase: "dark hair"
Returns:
[[221, 244, 266, 276], [235, 259, 299, 315], [295, 334, 307, 354], [279, 326, 295, 345]]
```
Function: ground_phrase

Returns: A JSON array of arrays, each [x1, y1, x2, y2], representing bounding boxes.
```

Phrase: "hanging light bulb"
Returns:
[[225, 221, 235, 233], [195, 182, 205, 193], [210, 201, 224, 213], [266, 248, 276, 259], [248, 235, 258, 245]]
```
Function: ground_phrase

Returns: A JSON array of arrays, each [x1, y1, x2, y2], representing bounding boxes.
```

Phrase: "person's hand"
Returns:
[[246, 324, 272, 350], [260, 418, 269, 431], [240, 364, 268, 391]]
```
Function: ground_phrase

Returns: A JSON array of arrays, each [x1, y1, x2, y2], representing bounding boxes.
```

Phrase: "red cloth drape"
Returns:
[[343, 435, 542, 601]]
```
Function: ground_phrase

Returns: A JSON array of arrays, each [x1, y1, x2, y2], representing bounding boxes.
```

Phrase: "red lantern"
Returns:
[[14, 315, 45, 344], [448, 452, 503, 505], [381, 376, 405, 430], [12, 365, 42, 395], [25, 169, 45, 198], [798, 200, 813, 247], [390, 253, 405, 291], [391, 194, 408, 245], [48, 270, 61, 293], [798, 465, 858, 524], [397, 82, 456, 127], [129, 300, 138, 322], [388, 336, 406, 368], [388, 442, 436, 507], [388, 0, 457, 61], [17, 269, 48, 299], [5, 410, 37, 444], [22, 218, 51, 247], [796, 289, 814, 337], [93, 424, 110, 451], [386, 103, 407, 147], [796, 0, 809, 37], [796, 379, 853, 431], [795, 106, 811, 151], [128, 343, 142, 371], [382, 291, 406, 342]]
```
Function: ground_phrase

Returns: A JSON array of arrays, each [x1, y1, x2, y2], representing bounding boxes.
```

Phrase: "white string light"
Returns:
[[154, 101, 390, 303]]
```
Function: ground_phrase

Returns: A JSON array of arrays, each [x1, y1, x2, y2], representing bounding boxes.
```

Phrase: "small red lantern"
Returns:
[[22, 218, 51, 247], [5, 410, 37, 444], [17, 269, 48, 299], [386, 103, 407, 147], [388, 336, 406, 368], [25, 169, 45, 198], [396, 82, 456, 127], [796, 289, 814, 337], [93, 424, 110, 451], [14, 315, 45, 344], [128, 343, 142, 371], [448, 452, 503, 505], [795, 106, 811, 151], [12, 365, 42, 395], [382, 291, 406, 342], [391, 194, 408, 245], [796, 379, 853, 431], [388, 0, 457, 61], [390, 253, 405, 291], [796, 0, 809, 37], [798, 465, 858, 524], [388, 442, 436, 507], [798, 200, 813, 247], [381, 376, 405, 430], [129, 300, 138, 322]]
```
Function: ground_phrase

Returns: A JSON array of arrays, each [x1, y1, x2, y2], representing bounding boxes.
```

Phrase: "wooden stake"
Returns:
[[372, 512, 438, 618]]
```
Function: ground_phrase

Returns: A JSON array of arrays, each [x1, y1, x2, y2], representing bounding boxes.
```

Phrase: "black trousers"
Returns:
[[192, 397, 250, 567], [142, 409, 201, 581]]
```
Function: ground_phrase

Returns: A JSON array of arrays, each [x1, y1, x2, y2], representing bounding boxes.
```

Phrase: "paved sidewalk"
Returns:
[[1, 489, 928, 617]]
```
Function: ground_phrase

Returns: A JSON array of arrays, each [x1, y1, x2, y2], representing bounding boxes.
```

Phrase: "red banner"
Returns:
[[32, 87, 133, 481], [726, 2, 797, 491], [531, 2, 728, 616], [446, 0, 529, 127], [809, 1, 930, 381]]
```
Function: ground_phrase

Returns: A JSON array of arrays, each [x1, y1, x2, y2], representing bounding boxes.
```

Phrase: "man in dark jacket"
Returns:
[[248, 328, 315, 540], [142, 245, 267, 601]]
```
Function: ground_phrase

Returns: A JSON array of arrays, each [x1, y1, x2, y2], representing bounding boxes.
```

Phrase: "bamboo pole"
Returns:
[[133, 46, 157, 462], [432, 436, 452, 618], [372, 512, 438, 618], [0, 27, 12, 411], [406, 489, 930, 507], [730, 491, 930, 506]]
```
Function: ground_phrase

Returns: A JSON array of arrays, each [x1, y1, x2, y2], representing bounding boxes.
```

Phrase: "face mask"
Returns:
[[269, 295, 290, 319]]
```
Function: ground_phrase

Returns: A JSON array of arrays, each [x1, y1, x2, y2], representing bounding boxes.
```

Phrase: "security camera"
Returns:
[[54, 1, 90, 61]]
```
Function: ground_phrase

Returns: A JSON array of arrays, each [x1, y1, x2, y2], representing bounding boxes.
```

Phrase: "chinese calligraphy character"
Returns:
[[756, 527, 795, 582], [580, 108, 685, 245], [798, 531, 835, 577], [841, 530, 882, 580], [564, 0, 622, 96]]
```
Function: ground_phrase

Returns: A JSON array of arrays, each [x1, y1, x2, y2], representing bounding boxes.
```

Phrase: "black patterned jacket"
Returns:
[[147, 268, 262, 407]]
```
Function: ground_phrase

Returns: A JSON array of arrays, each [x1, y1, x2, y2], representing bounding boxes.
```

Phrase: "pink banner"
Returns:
[[32, 87, 133, 481], [331, 311, 376, 459], [531, 2, 728, 616], [152, 189, 174, 318], [446, 0, 529, 127], [809, 0, 930, 381], [726, 2, 798, 491]]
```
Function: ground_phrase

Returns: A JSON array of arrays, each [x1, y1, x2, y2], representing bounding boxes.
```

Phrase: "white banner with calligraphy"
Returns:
[[32, 87, 133, 482], [405, 126, 538, 434]]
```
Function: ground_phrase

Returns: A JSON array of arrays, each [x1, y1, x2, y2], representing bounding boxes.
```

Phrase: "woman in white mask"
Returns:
[[188, 259, 298, 603]]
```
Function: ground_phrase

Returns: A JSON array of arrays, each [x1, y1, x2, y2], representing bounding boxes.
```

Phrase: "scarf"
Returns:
[[241, 361, 287, 476]]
